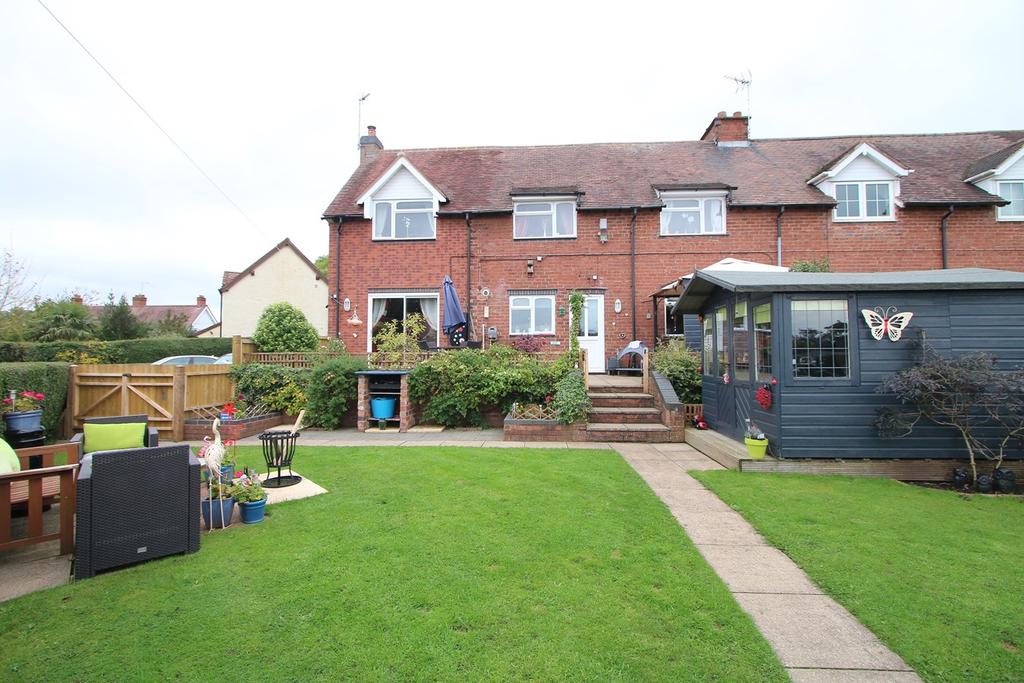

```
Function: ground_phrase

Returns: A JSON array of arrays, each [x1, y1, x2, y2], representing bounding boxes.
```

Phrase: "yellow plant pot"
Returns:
[[744, 437, 768, 460]]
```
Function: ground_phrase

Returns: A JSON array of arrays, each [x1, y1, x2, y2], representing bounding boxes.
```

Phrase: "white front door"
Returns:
[[577, 295, 605, 373]]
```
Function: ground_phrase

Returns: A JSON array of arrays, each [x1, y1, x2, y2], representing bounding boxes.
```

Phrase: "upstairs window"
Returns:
[[660, 195, 726, 235], [833, 182, 894, 221], [997, 181, 1024, 220], [513, 200, 576, 239], [374, 200, 436, 240]]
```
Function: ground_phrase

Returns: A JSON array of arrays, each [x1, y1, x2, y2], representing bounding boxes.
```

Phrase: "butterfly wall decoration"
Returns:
[[860, 306, 914, 342]]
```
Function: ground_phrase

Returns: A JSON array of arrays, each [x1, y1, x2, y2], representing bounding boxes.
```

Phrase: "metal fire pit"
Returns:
[[259, 431, 302, 488]]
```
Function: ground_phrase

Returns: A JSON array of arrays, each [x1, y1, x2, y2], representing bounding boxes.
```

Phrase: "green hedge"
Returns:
[[0, 362, 71, 438], [0, 337, 231, 364]]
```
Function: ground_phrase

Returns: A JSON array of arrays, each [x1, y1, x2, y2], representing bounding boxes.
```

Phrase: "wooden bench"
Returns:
[[0, 443, 79, 556]]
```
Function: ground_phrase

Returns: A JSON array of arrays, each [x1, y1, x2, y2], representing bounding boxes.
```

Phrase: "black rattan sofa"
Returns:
[[75, 444, 200, 579]]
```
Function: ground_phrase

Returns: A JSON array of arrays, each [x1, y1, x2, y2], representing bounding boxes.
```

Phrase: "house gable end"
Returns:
[[356, 157, 447, 219]]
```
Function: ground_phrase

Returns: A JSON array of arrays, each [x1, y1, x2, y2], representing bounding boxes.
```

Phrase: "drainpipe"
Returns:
[[630, 207, 638, 340], [334, 218, 342, 337], [940, 205, 954, 269], [775, 206, 785, 266], [465, 213, 473, 338]]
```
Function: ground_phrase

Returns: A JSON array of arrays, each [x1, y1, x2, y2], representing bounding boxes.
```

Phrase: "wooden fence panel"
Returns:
[[69, 364, 233, 441]]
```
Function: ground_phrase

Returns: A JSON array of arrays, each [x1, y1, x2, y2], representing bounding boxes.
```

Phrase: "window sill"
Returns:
[[996, 216, 1024, 222], [371, 237, 438, 242], [831, 217, 896, 223], [659, 232, 728, 238], [510, 332, 555, 337], [512, 235, 578, 241]]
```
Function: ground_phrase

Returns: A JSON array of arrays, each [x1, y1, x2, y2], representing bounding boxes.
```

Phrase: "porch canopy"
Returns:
[[673, 267, 1024, 315]]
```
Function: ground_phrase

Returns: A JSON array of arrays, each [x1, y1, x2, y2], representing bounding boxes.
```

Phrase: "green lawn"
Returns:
[[0, 447, 786, 682], [692, 471, 1024, 683]]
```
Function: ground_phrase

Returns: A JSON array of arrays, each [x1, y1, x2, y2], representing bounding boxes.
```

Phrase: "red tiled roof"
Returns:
[[219, 238, 323, 294], [86, 304, 208, 326], [323, 129, 1024, 217], [222, 271, 241, 288], [963, 138, 1024, 180]]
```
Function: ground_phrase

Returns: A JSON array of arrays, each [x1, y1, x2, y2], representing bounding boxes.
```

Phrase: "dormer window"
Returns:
[[997, 181, 1024, 220], [513, 199, 577, 239], [374, 200, 435, 239], [659, 193, 726, 235], [834, 182, 894, 220]]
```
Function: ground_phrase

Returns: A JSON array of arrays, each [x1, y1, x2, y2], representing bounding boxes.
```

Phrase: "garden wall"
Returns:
[[503, 418, 587, 442]]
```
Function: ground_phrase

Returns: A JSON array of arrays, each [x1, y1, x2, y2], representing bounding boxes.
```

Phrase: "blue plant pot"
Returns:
[[3, 410, 42, 434], [371, 397, 397, 420], [220, 464, 236, 483], [238, 498, 267, 524], [201, 497, 235, 529]]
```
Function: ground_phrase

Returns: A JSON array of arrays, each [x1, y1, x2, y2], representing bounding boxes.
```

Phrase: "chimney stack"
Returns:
[[197, 295, 207, 307], [359, 125, 383, 162], [700, 111, 750, 145], [70, 294, 84, 305], [132, 294, 147, 308]]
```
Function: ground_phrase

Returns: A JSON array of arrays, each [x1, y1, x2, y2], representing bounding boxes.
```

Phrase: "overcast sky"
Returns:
[[2, 1, 1022, 310]]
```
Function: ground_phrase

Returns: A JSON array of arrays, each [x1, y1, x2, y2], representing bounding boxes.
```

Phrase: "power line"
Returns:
[[36, 0, 267, 237]]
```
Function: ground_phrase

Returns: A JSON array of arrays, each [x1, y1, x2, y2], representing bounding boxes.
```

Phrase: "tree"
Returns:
[[0, 249, 37, 312], [252, 302, 319, 352], [314, 255, 329, 278], [29, 299, 97, 341], [877, 343, 1024, 483], [98, 294, 150, 340], [790, 259, 832, 273], [0, 307, 33, 341], [151, 311, 193, 337]]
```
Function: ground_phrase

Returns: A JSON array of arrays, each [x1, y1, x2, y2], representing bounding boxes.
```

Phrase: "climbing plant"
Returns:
[[567, 290, 585, 358]]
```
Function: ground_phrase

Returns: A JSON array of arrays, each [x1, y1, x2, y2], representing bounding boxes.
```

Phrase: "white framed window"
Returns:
[[367, 292, 440, 352], [509, 295, 555, 335], [659, 194, 726, 235], [997, 181, 1024, 221], [664, 298, 685, 336], [833, 182, 894, 221], [513, 199, 576, 239], [373, 200, 436, 240]]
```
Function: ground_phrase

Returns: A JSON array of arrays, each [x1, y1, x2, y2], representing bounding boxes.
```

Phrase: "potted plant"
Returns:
[[743, 420, 769, 459], [230, 468, 267, 524], [1, 390, 45, 433], [201, 480, 236, 530]]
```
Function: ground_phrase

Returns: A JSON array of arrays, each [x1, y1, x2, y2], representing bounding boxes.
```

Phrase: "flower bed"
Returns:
[[504, 402, 586, 442], [184, 412, 290, 441]]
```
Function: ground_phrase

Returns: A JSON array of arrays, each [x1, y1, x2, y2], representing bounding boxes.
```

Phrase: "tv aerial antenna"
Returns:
[[724, 70, 752, 116], [357, 93, 371, 147]]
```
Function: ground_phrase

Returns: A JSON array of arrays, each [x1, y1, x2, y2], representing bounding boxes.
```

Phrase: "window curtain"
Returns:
[[371, 298, 387, 328], [419, 297, 439, 332]]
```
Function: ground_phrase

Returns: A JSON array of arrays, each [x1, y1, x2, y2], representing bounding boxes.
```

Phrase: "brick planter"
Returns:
[[184, 413, 291, 441], [503, 417, 587, 441]]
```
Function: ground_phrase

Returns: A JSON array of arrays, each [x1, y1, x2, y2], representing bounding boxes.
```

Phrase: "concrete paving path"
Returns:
[[613, 442, 921, 683]]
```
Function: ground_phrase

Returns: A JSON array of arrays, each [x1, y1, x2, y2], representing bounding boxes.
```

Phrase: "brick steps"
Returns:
[[588, 406, 663, 424], [587, 384, 673, 442]]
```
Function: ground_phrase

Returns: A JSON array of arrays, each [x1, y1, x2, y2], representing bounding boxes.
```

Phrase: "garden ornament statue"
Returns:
[[203, 418, 228, 531]]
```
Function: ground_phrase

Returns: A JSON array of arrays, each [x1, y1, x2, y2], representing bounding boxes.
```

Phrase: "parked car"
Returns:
[[214, 353, 233, 365], [151, 355, 219, 366]]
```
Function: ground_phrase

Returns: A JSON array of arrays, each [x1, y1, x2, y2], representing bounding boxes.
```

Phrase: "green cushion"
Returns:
[[83, 422, 147, 454], [0, 438, 20, 474]]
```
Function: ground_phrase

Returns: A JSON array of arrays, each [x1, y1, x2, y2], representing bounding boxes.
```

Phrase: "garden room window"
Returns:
[[753, 303, 772, 382], [664, 298, 685, 336], [513, 200, 577, 239], [368, 293, 440, 351], [702, 315, 714, 375], [715, 306, 729, 378], [733, 301, 750, 382], [373, 200, 436, 240], [660, 195, 726, 235], [997, 181, 1024, 220], [833, 182, 894, 221], [509, 295, 555, 335], [791, 299, 850, 379]]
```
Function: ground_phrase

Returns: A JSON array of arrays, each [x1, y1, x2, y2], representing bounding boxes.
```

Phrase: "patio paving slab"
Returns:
[[613, 443, 920, 682]]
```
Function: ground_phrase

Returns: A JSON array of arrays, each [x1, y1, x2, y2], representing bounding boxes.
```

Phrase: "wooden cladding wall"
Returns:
[[69, 364, 233, 441]]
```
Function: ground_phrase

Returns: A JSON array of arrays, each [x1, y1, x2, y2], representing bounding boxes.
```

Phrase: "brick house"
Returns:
[[322, 112, 1024, 370]]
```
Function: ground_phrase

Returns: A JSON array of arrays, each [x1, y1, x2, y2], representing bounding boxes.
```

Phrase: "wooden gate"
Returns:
[[69, 364, 233, 441]]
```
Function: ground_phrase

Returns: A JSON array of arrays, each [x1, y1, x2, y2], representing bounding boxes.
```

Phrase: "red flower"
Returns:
[[544, 394, 552, 403]]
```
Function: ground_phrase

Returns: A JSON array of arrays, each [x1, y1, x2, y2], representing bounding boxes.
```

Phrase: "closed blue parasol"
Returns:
[[442, 276, 467, 334]]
